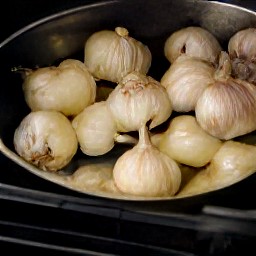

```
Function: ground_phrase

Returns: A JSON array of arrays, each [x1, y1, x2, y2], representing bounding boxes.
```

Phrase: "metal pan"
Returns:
[[0, 0, 256, 201]]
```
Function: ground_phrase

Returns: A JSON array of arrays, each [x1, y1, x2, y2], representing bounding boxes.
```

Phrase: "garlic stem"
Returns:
[[115, 27, 129, 37], [214, 51, 232, 80]]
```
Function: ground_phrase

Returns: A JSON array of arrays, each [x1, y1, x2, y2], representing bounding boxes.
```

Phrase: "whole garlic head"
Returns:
[[228, 28, 256, 62], [22, 59, 96, 117], [158, 115, 222, 167], [113, 126, 181, 197], [164, 26, 222, 65], [106, 71, 172, 132], [160, 56, 215, 112], [228, 28, 256, 85], [84, 27, 152, 83], [195, 51, 256, 140], [13, 111, 78, 172]]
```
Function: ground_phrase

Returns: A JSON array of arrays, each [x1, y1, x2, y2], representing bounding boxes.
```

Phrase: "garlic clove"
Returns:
[[195, 51, 256, 140], [113, 125, 181, 197], [158, 115, 222, 167], [84, 27, 152, 83], [164, 26, 222, 65], [106, 71, 172, 132], [22, 59, 96, 117], [13, 110, 78, 172], [160, 55, 215, 112]]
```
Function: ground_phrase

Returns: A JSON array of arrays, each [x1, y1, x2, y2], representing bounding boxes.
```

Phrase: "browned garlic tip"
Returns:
[[107, 71, 172, 132]]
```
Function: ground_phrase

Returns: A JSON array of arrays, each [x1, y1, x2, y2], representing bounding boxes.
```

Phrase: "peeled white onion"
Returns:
[[158, 115, 222, 167]]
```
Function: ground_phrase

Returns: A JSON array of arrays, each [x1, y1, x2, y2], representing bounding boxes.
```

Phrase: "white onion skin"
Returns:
[[160, 56, 215, 112], [22, 59, 96, 117], [164, 26, 222, 65], [84, 27, 152, 83], [14, 111, 78, 171], [72, 101, 117, 156]]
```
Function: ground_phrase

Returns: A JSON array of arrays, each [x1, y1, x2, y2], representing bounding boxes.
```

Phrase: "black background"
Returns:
[[0, 1, 255, 43]]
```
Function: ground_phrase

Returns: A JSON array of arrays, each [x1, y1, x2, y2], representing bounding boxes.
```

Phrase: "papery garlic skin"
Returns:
[[113, 126, 181, 197], [107, 71, 172, 132], [228, 28, 256, 62], [196, 76, 256, 140], [195, 51, 256, 140], [160, 56, 215, 112], [84, 27, 152, 83], [208, 140, 256, 186], [164, 26, 222, 65], [72, 101, 117, 156], [23, 59, 96, 117], [72, 101, 137, 156], [158, 115, 222, 167], [228, 28, 256, 85], [13, 111, 78, 172]]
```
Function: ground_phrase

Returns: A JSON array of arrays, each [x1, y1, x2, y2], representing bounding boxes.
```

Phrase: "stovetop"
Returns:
[[0, 1, 256, 255]]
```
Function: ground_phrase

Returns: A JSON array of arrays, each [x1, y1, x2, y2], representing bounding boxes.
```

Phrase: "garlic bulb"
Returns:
[[164, 26, 222, 65], [158, 115, 222, 167], [160, 56, 215, 112], [208, 140, 256, 186], [84, 27, 152, 83], [22, 59, 96, 117], [113, 125, 181, 197], [13, 110, 78, 171], [72, 101, 137, 156], [107, 71, 172, 132], [195, 51, 256, 140], [228, 28, 256, 84]]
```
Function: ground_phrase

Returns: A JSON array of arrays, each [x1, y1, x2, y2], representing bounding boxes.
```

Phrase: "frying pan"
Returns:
[[0, 0, 256, 204]]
